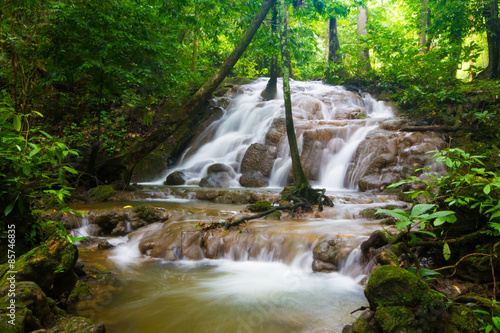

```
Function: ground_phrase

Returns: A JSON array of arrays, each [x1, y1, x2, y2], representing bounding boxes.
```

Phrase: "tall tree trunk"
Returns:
[[326, 16, 346, 83], [357, 6, 371, 73], [262, 5, 278, 100], [419, 0, 430, 54], [96, 0, 277, 185], [477, 0, 500, 79], [278, 0, 309, 189]]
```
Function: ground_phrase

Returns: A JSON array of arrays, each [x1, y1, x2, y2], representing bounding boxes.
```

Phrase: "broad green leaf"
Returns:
[[443, 243, 451, 261], [396, 221, 412, 231], [4, 201, 15, 216], [29, 147, 41, 157], [13, 114, 21, 131], [492, 316, 500, 330], [410, 204, 435, 218], [484, 184, 491, 195], [39, 130, 53, 139], [376, 209, 409, 221]]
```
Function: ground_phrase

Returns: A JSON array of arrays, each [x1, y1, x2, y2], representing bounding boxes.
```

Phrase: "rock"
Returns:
[[365, 266, 445, 332], [0, 281, 57, 332], [207, 163, 236, 177], [265, 118, 286, 146], [164, 171, 187, 185], [199, 163, 237, 188], [239, 170, 269, 187], [88, 185, 116, 202], [312, 239, 345, 272], [42, 316, 106, 333], [97, 239, 114, 250], [133, 205, 163, 223], [240, 143, 277, 178], [91, 210, 125, 236], [247, 201, 273, 212], [0, 239, 78, 298], [199, 172, 233, 188]]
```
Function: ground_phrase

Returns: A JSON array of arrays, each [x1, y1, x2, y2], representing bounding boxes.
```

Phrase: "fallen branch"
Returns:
[[224, 202, 309, 229], [434, 253, 494, 277]]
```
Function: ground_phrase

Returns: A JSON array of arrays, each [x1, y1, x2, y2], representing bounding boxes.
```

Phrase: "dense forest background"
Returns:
[[1, 0, 499, 253]]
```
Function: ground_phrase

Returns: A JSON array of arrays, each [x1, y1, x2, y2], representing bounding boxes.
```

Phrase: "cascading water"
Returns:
[[160, 78, 394, 190]]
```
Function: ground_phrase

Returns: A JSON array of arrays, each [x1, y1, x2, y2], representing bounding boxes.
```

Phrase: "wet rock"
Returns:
[[0, 239, 78, 298], [200, 163, 236, 188], [247, 200, 273, 212], [41, 316, 106, 333], [345, 266, 446, 333], [353, 130, 447, 191], [240, 143, 277, 178], [199, 172, 233, 188], [165, 171, 187, 185], [239, 170, 269, 187], [91, 210, 125, 235], [265, 118, 286, 146], [312, 239, 345, 272]]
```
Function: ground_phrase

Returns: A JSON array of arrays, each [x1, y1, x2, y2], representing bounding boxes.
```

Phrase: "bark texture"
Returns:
[[478, 0, 500, 79]]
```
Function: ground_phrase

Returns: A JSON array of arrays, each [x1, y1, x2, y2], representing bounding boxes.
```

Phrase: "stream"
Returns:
[[71, 79, 443, 332]]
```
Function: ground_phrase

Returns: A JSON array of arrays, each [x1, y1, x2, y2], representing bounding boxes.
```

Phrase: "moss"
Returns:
[[264, 210, 281, 219], [374, 306, 414, 332], [68, 282, 92, 305], [248, 200, 273, 212], [88, 185, 116, 202], [442, 303, 482, 333], [133, 205, 160, 223]]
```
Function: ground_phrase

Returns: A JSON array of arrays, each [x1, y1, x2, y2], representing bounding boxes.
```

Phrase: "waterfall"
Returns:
[[159, 78, 394, 190]]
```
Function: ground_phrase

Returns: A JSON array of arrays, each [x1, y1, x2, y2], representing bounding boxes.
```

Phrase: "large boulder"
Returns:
[[312, 239, 350, 272], [164, 171, 187, 185], [199, 163, 236, 188], [240, 143, 277, 177], [239, 170, 269, 187], [343, 266, 446, 332], [0, 239, 78, 298]]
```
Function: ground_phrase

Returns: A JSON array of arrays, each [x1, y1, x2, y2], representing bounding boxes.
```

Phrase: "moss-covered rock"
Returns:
[[134, 205, 162, 223], [0, 239, 78, 298], [88, 185, 116, 202], [37, 316, 106, 333], [345, 266, 446, 332], [247, 200, 273, 212]]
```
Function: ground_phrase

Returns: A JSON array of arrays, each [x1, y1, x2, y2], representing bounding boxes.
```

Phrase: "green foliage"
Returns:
[[376, 203, 456, 237], [388, 148, 500, 236], [0, 94, 78, 243]]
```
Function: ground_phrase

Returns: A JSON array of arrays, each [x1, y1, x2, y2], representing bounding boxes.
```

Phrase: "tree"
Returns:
[[278, 0, 333, 208], [261, 5, 279, 100], [357, 5, 371, 73], [96, 0, 278, 184], [477, 0, 500, 79]]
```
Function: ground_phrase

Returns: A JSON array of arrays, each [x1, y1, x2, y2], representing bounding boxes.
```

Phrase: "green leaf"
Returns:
[[492, 316, 500, 330], [410, 204, 435, 218], [29, 147, 41, 157], [376, 209, 409, 221], [39, 130, 53, 139], [13, 114, 21, 131], [484, 184, 491, 195], [407, 267, 440, 277], [443, 243, 451, 261], [4, 201, 16, 216], [63, 166, 78, 174], [415, 230, 436, 238]]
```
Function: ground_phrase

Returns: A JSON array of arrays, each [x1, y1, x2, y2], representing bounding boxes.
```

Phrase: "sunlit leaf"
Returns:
[[443, 243, 451, 261]]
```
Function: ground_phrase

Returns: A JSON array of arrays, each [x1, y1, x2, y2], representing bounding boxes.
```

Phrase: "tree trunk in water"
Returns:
[[419, 0, 430, 54], [96, 0, 277, 185], [262, 5, 278, 100], [278, 0, 309, 189], [357, 6, 371, 73], [477, 0, 500, 79]]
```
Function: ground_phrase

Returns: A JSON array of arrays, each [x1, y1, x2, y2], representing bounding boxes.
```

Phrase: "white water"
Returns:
[[158, 78, 393, 190]]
